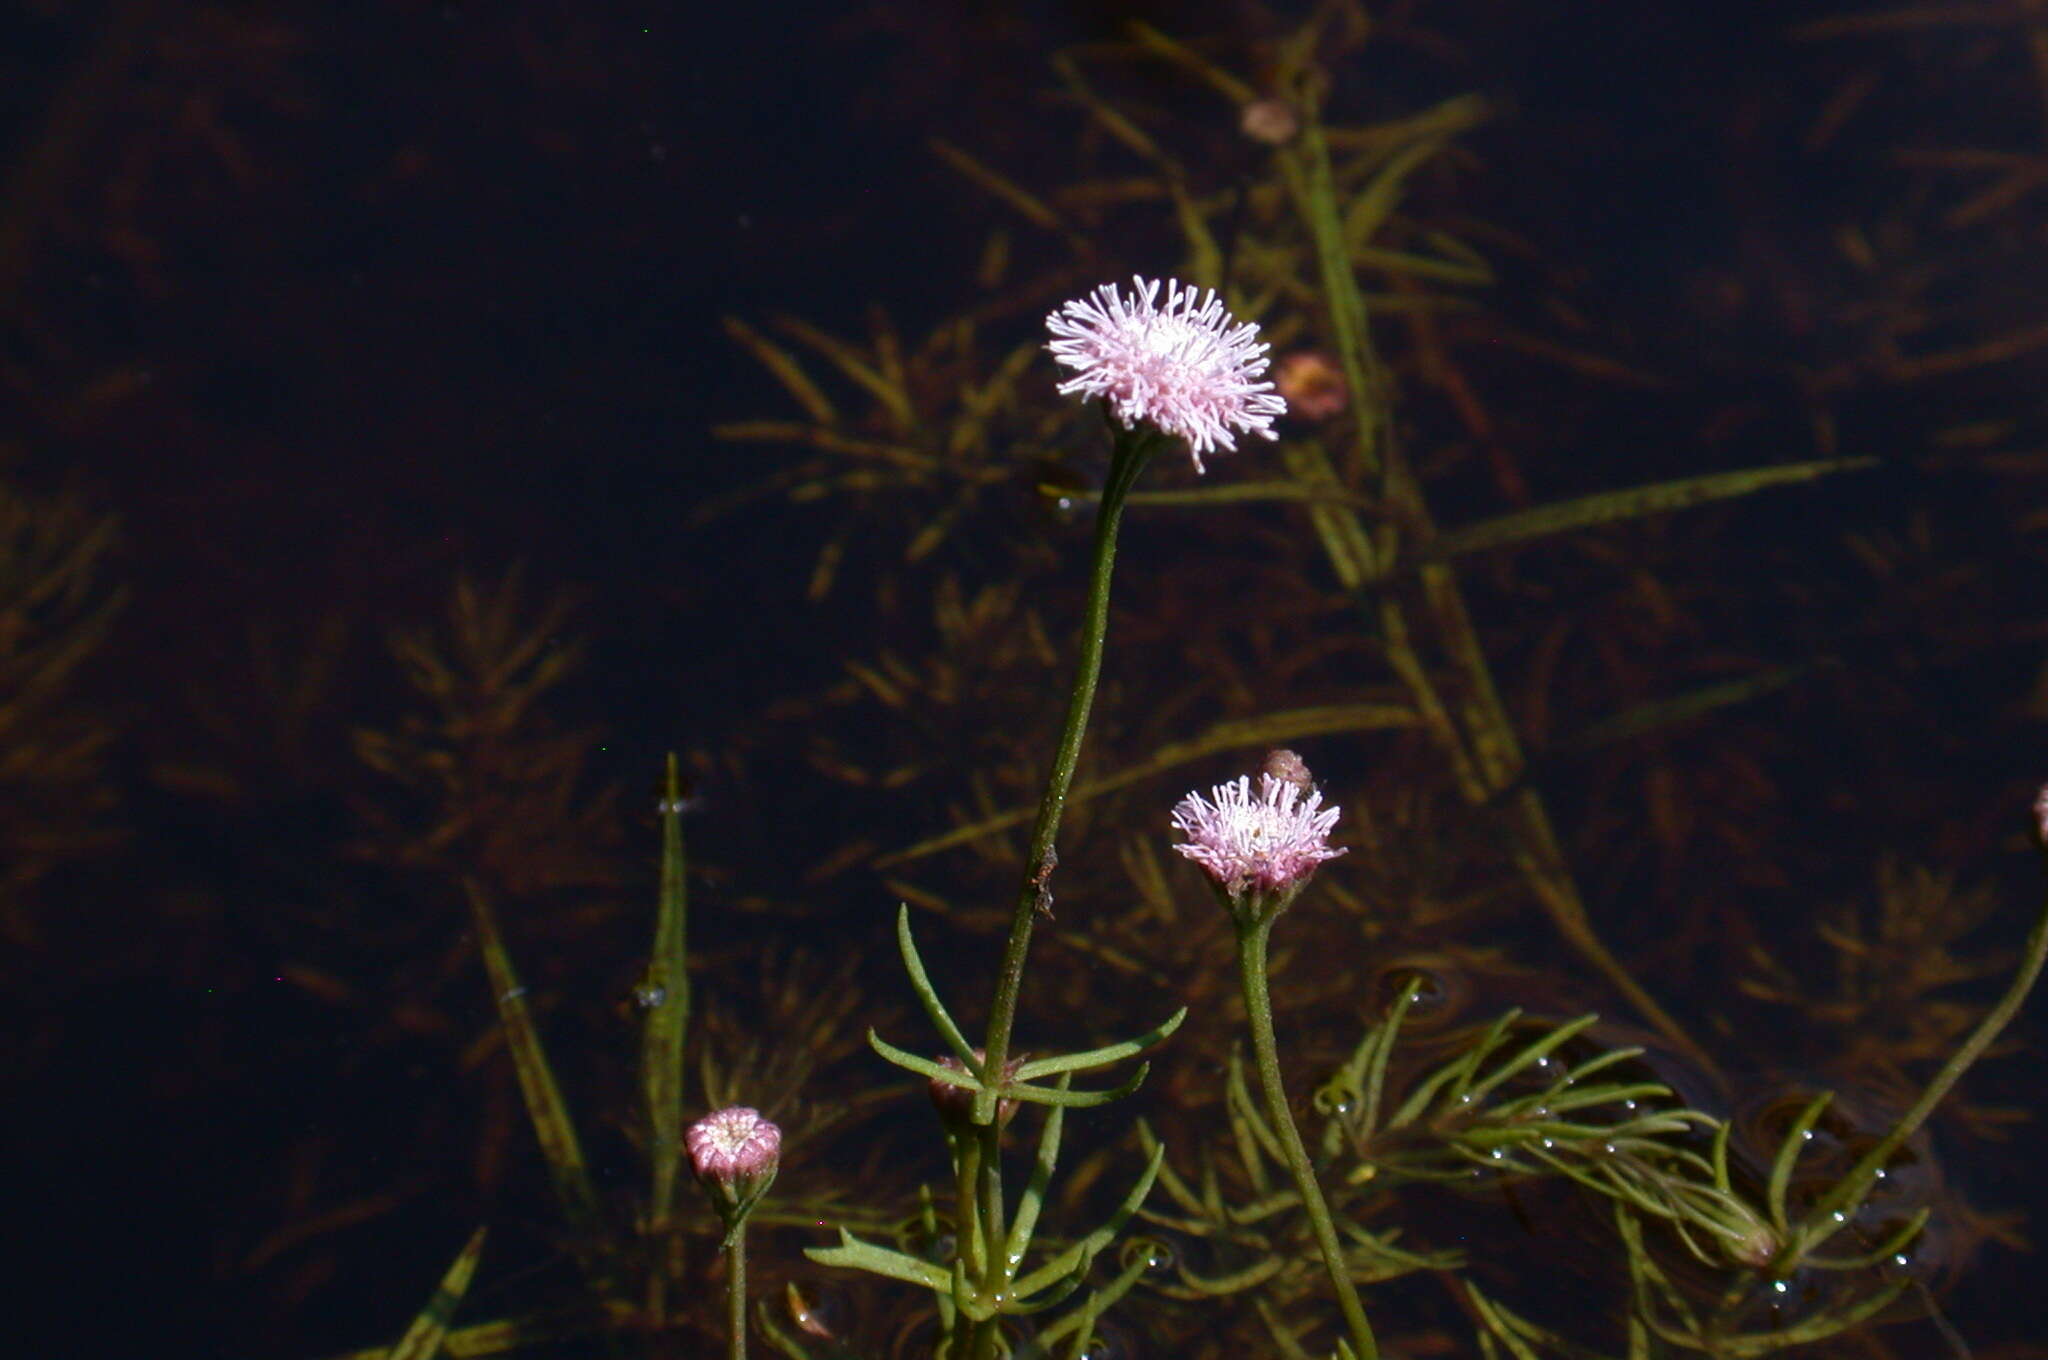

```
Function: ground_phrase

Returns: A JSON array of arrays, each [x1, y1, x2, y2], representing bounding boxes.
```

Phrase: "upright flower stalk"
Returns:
[[811, 278, 1273, 1358], [1174, 753, 1379, 1360], [688, 1106, 781, 1360], [968, 282, 1285, 1349], [980, 277, 1286, 1090]]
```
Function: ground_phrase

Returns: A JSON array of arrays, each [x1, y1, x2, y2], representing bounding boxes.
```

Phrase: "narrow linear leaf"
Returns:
[[642, 755, 692, 1231], [1013, 1008, 1186, 1081], [1550, 662, 1826, 757], [465, 880, 605, 1258], [1005, 1062, 1151, 1109], [870, 1027, 975, 1085], [1006, 1074, 1072, 1267], [389, 1226, 488, 1360], [721, 317, 838, 425], [1768, 1091, 1834, 1234], [929, 137, 1067, 233], [804, 1228, 952, 1291], [1434, 458, 1877, 561], [1464, 1014, 1601, 1104], [895, 905, 977, 1065], [773, 314, 914, 431], [1012, 1142, 1166, 1300]]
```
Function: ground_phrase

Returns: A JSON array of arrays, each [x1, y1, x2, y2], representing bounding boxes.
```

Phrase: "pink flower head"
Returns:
[[1172, 772, 1345, 903], [687, 1106, 781, 1186], [1046, 276, 1286, 472], [2035, 782, 2048, 846]]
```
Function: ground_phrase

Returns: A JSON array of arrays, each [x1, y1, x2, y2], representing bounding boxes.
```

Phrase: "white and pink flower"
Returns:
[[1046, 276, 1286, 471]]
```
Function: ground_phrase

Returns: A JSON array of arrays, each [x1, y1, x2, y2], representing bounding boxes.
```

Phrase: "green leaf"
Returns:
[[641, 755, 692, 1232], [1433, 457, 1877, 561], [1012, 1007, 1187, 1081], [464, 880, 607, 1279], [1004, 1062, 1152, 1109], [1767, 1091, 1833, 1234], [388, 1226, 487, 1360], [1006, 1075, 1072, 1268], [895, 905, 978, 1066], [1551, 663, 1825, 757], [869, 1028, 974, 1086], [803, 1227, 952, 1291], [1464, 1014, 1600, 1104], [1012, 1142, 1166, 1300]]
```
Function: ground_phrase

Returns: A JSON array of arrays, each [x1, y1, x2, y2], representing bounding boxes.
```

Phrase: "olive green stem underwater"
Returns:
[[965, 417, 1158, 1358], [724, 1230, 748, 1360], [1236, 914, 1380, 1360]]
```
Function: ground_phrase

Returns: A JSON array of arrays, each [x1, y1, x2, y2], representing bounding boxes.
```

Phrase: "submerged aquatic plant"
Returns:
[[314, 11, 2048, 1360]]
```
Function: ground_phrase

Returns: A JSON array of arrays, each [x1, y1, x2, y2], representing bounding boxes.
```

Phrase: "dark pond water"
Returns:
[[3, 3, 2044, 1357]]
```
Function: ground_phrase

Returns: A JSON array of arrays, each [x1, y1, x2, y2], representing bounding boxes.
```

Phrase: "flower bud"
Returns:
[[1261, 748, 1315, 795], [1240, 98, 1301, 145], [687, 1105, 781, 1231], [1274, 351, 1349, 422], [928, 1049, 1025, 1133]]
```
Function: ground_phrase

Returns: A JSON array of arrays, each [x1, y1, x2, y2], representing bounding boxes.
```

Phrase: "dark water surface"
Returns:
[[3, 2, 2044, 1356]]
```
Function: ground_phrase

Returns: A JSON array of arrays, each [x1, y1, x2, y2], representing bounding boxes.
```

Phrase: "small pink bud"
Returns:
[[1239, 98, 1301, 145], [687, 1106, 780, 1227], [688, 1106, 781, 1183], [2035, 783, 2048, 846], [929, 1049, 1026, 1131], [1275, 351, 1349, 422], [1262, 748, 1314, 795]]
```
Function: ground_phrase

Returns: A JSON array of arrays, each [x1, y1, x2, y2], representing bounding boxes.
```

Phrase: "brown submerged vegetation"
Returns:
[[1, 2, 2046, 1358]]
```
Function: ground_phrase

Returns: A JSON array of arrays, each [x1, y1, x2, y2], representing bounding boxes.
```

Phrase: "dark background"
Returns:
[[3, 2, 2044, 1356]]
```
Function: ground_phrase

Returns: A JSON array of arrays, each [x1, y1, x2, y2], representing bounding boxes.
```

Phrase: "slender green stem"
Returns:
[[1789, 858, 2048, 1258], [962, 419, 1156, 1360], [976, 422, 1157, 1101], [724, 1229, 748, 1360], [1236, 917, 1380, 1360]]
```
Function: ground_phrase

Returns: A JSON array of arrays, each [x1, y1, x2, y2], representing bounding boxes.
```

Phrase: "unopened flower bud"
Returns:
[[1275, 351, 1349, 422], [1262, 748, 1314, 795], [929, 1049, 1026, 1132], [2034, 782, 2048, 847], [1721, 1218, 1782, 1270], [1240, 98, 1301, 145], [687, 1106, 780, 1231]]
